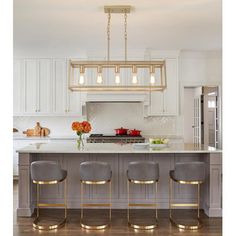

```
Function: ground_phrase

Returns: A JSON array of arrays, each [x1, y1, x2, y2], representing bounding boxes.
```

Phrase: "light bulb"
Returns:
[[150, 73, 155, 84], [115, 74, 120, 84], [97, 74, 103, 84], [79, 74, 84, 84], [132, 74, 138, 84]]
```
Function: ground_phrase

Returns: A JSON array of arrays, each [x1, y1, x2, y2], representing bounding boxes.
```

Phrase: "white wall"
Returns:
[[13, 50, 222, 139]]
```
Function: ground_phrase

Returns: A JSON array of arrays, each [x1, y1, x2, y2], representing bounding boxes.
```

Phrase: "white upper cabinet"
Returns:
[[25, 60, 38, 113], [38, 59, 52, 113], [149, 58, 178, 116], [163, 58, 178, 115], [150, 91, 164, 115], [13, 55, 178, 117], [53, 59, 67, 113], [13, 59, 25, 114], [13, 58, 83, 116], [53, 59, 83, 115]]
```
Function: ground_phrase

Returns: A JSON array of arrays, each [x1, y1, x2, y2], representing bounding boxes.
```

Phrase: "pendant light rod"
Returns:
[[107, 10, 111, 61], [124, 10, 128, 62]]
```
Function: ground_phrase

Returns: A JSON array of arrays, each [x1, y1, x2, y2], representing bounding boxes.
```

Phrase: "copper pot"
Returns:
[[128, 129, 141, 136], [114, 127, 129, 135]]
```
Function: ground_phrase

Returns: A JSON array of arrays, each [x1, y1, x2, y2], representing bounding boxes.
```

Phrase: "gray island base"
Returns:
[[17, 143, 222, 218]]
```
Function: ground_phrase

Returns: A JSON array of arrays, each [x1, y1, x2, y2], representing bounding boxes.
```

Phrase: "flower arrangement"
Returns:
[[72, 121, 92, 147]]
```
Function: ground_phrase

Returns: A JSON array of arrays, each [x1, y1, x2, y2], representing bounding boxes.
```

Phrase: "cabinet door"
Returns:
[[163, 58, 178, 115], [150, 91, 164, 115], [67, 91, 82, 114], [25, 60, 38, 113], [67, 62, 82, 115], [53, 59, 67, 113], [13, 59, 25, 114], [38, 59, 52, 113]]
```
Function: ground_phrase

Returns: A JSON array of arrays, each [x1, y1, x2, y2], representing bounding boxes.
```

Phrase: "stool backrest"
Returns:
[[80, 161, 112, 181], [127, 161, 159, 181], [174, 162, 206, 182], [31, 161, 64, 182]]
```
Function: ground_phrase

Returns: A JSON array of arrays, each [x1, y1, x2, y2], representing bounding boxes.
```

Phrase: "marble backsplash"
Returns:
[[13, 103, 180, 137]]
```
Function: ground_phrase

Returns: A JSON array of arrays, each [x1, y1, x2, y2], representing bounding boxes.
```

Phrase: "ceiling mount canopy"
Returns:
[[69, 5, 167, 92]]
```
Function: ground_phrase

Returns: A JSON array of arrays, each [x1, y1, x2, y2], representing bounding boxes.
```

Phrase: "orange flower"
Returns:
[[72, 121, 91, 133], [72, 122, 79, 131]]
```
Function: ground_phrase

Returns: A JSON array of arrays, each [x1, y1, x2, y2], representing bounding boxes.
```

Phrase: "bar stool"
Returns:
[[169, 162, 206, 230], [79, 161, 112, 230], [30, 161, 67, 230], [127, 161, 159, 230]]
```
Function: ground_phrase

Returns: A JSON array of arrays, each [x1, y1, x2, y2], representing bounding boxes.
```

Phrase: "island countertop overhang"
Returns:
[[17, 142, 222, 154]]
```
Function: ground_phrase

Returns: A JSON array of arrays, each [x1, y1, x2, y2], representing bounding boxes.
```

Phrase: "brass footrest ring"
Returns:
[[170, 216, 203, 230], [128, 220, 158, 230], [33, 217, 67, 230], [80, 220, 110, 230]]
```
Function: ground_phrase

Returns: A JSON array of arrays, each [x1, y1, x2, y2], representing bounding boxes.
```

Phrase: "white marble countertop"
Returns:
[[17, 142, 222, 154], [13, 135, 78, 140], [13, 134, 183, 140]]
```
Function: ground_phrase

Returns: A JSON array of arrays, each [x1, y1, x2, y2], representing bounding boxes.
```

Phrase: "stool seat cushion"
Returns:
[[31, 161, 67, 182], [170, 162, 206, 182], [80, 161, 112, 182], [127, 161, 159, 181]]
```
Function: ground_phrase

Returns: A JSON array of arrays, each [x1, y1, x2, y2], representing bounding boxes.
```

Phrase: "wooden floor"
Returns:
[[13, 180, 222, 236]]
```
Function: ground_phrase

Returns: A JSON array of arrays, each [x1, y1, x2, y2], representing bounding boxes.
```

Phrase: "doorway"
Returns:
[[183, 86, 220, 147]]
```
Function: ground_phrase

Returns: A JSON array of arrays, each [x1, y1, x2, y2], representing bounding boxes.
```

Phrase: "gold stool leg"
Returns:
[[33, 180, 67, 230], [127, 180, 158, 230], [169, 178, 203, 230], [80, 181, 111, 230]]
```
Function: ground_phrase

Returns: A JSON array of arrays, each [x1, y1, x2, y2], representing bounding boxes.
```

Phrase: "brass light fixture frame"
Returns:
[[169, 175, 203, 230], [68, 5, 167, 92], [69, 60, 167, 91]]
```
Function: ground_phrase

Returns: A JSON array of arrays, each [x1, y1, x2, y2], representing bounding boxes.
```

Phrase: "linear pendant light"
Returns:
[[68, 5, 167, 92]]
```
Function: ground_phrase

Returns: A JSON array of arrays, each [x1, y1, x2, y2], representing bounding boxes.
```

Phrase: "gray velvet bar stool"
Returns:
[[169, 162, 206, 230], [127, 161, 159, 230], [79, 161, 112, 230], [30, 161, 67, 230]]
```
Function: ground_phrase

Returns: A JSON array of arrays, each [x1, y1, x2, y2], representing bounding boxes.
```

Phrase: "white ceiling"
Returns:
[[14, 0, 222, 57]]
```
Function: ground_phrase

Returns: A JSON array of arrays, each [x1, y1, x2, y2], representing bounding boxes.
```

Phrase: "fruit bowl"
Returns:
[[149, 138, 169, 149]]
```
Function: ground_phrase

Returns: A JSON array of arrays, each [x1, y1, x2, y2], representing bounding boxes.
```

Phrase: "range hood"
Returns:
[[81, 92, 150, 118], [85, 92, 150, 103]]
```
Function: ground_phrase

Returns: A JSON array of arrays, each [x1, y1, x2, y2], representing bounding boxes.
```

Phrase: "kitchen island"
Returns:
[[17, 142, 222, 217]]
